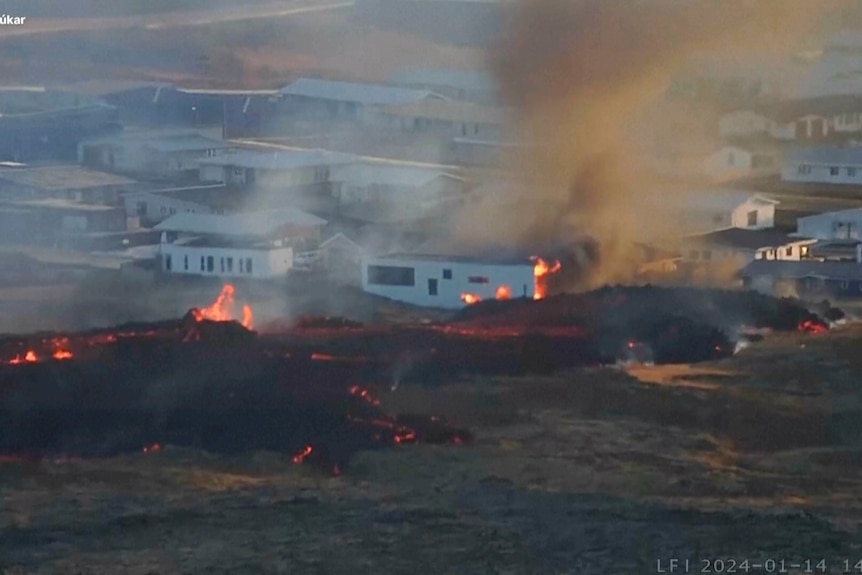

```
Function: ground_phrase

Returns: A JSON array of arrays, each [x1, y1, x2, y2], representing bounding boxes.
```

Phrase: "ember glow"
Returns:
[[292, 445, 313, 464], [192, 284, 254, 329], [8, 350, 38, 364], [461, 293, 482, 305], [798, 319, 829, 334], [531, 257, 561, 300], [53, 350, 73, 360], [495, 285, 512, 300]]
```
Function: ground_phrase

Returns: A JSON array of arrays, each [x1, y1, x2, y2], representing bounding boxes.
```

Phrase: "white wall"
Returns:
[[160, 244, 294, 278], [336, 176, 463, 206], [361, 256, 535, 309], [797, 208, 862, 240], [754, 240, 816, 261], [731, 199, 775, 230], [124, 192, 223, 223], [782, 161, 862, 185]]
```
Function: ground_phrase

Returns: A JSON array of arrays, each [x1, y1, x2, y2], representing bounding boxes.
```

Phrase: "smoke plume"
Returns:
[[453, 0, 849, 289]]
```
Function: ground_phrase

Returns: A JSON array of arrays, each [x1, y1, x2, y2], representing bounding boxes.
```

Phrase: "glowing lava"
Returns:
[[495, 285, 511, 300], [53, 349, 73, 360], [461, 293, 482, 305], [798, 319, 828, 334], [9, 350, 38, 364], [531, 257, 561, 300], [192, 284, 254, 329]]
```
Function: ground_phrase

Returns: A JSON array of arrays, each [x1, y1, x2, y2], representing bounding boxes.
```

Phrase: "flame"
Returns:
[[53, 349, 73, 360], [292, 445, 313, 464], [193, 284, 254, 329], [798, 319, 828, 334], [461, 293, 482, 305], [9, 350, 38, 364], [495, 285, 511, 300], [531, 257, 561, 300]]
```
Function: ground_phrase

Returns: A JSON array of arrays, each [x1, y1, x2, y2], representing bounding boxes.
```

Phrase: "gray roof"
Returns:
[[687, 227, 804, 250], [154, 208, 326, 237], [145, 135, 231, 153], [374, 252, 534, 266], [682, 190, 779, 213], [741, 259, 862, 281], [785, 145, 862, 166], [198, 149, 357, 170], [330, 163, 462, 188], [82, 130, 229, 152], [0, 165, 137, 190], [387, 68, 497, 94], [280, 78, 446, 106]]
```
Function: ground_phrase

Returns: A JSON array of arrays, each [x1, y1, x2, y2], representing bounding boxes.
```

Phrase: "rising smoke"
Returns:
[[452, 0, 850, 290]]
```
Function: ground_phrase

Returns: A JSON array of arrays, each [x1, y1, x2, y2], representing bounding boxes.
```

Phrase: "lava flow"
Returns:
[[798, 319, 829, 334], [532, 257, 562, 300], [191, 284, 254, 329], [461, 293, 482, 305]]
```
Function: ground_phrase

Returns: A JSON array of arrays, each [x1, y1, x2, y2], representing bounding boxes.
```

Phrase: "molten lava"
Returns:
[[53, 350, 73, 360], [192, 284, 254, 329], [495, 285, 511, 300], [292, 445, 313, 464], [9, 350, 38, 364], [461, 293, 482, 305], [531, 257, 561, 300], [798, 319, 828, 334]]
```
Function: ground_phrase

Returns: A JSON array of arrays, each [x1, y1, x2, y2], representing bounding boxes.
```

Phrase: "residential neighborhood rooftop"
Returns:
[[280, 78, 447, 106], [376, 252, 535, 266], [198, 149, 357, 171], [154, 208, 327, 237], [381, 100, 508, 125], [3, 198, 122, 212], [741, 259, 862, 280], [687, 227, 807, 250], [387, 68, 497, 94], [785, 145, 862, 166], [331, 163, 462, 188], [0, 165, 137, 190]]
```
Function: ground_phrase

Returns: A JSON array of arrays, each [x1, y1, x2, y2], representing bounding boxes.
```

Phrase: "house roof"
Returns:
[[54, 80, 174, 96], [0, 165, 137, 191], [82, 130, 229, 151], [683, 190, 780, 213], [279, 78, 446, 106], [145, 135, 231, 153], [2, 198, 121, 212], [785, 145, 862, 166], [380, 100, 507, 125], [154, 208, 326, 237], [798, 206, 862, 223], [373, 252, 534, 266], [387, 68, 497, 94], [198, 149, 357, 171], [339, 200, 433, 224], [741, 259, 862, 281], [686, 227, 805, 250], [330, 163, 463, 188]]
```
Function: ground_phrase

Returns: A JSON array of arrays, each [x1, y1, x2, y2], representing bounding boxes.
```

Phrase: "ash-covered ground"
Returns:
[[1, 288, 861, 574]]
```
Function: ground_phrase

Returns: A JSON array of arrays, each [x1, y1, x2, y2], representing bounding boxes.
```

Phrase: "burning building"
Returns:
[[360, 253, 561, 309]]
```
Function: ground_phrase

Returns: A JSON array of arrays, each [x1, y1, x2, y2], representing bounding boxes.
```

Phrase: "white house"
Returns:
[[681, 227, 803, 270], [154, 208, 327, 279], [703, 146, 778, 181], [386, 68, 499, 104], [361, 253, 536, 309], [718, 110, 774, 139], [278, 78, 447, 124], [198, 149, 357, 188], [0, 164, 142, 205], [78, 130, 232, 179], [330, 163, 465, 209], [797, 207, 862, 240], [373, 100, 506, 141], [677, 191, 780, 233], [782, 146, 862, 185]]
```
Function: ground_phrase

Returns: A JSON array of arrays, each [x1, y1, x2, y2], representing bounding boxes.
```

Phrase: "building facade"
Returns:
[[797, 207, 862, 240], [781, 145, 862, 185], [361, 253, 535, 309]]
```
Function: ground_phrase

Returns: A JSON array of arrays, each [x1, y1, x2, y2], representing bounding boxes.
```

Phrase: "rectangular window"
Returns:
[[830, 166, 840, 176], [200, 256, 205, 271], [367, 265, 415, 286], [468, 276, 490, 284], [207, 256, 214, 272], [442, 269, 452, 279], [233, 167, 243, 176], [227, 257, 233, 273], [246, 258, 253, 274], [220, 258, 225, 273], [164, 254, 172, 271], [428, 278, 438, 296], [785, 246, 793, 257], [239, 258, 244, 273], [747, 210, 758, 227], [184, 255, 189, 270], [849, 168, 857, 177]]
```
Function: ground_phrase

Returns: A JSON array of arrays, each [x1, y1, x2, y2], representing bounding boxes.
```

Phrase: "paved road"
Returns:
[[0, 1, 353, 37]]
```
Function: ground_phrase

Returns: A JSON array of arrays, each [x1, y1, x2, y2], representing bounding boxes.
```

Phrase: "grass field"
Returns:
[[2, 324, 862, 573]]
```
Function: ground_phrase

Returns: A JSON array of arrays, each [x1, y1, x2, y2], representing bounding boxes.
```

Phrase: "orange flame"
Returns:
[[193, 284, 254, 329], [53, 350, 73, 360], [461, 293, 482, 305], [292, 445, 313, 464], [9, 350, 38, 364], [531, 257, 561, 300], [495, 285, 511, 300]]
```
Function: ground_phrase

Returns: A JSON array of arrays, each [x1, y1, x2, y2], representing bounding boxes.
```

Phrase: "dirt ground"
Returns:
[[2, 322, 862, 573]]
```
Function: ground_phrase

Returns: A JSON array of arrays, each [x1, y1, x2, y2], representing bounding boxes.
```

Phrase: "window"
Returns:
[[830, 166, 840, 176], [220, 258, 225, 273], [183, 255, 189, 271], [239, 258, 244, 273], [701, 250, 712, 261], [164, 254, 172, 271], [468, 276, 490, 284], [842, 280, 849, 289], [207, 256, 214, 272], [849, 168, 857, 177], [797, 164, 812, 175], [200, 256, 205, 271], [233, 167, 244, 176], [246, 258, 253, 274], [367, 265, 415, 286], [428, 278, 438, 296], [785, 246, 793, 257], [160, 206, 167, 215], [227, 257, 233, 273], [747, 210, 758, 227], [442, 268, 452, 280]]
